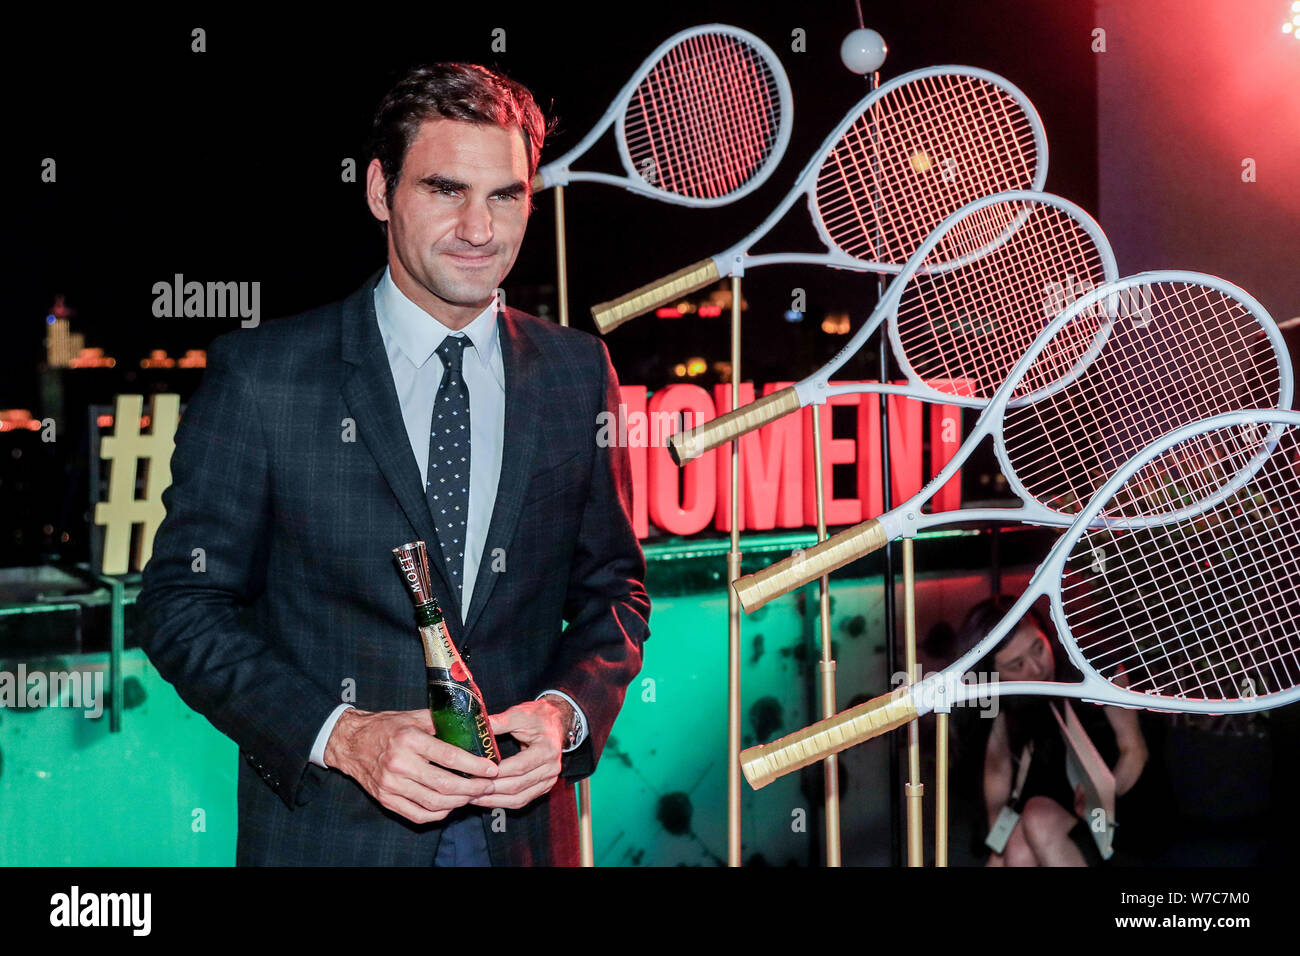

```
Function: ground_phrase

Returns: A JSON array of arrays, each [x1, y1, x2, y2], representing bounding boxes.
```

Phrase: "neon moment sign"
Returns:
[[611, 381, 967, 540]]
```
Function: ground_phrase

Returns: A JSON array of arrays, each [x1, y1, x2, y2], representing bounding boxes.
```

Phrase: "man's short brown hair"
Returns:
[[367, 62, 550, 225]]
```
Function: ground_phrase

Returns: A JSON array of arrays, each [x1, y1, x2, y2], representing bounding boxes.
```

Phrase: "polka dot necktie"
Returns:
[[426, 334, 473, 606]]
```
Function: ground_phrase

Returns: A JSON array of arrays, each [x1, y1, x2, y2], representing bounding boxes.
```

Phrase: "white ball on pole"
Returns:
[[840, 28, 888, 75]]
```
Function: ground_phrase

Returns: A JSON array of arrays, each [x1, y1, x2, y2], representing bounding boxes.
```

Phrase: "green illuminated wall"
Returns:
[[0, 650, 235, 866]]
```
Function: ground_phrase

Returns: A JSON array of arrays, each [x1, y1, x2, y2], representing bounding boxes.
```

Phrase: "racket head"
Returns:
[[806, 66, 1047, 271], [542, 24, 792, 205], [990, 271, 1293, 525], [881, 190, 1118, 402], [1041, 409, 1300, 712]]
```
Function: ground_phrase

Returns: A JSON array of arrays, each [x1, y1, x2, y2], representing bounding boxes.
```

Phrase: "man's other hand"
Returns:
[[324, 708, 499, 824], [469, 699, 566, 810]]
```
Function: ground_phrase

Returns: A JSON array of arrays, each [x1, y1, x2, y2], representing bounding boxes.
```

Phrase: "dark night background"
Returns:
[[6, 0, 1109, 565]]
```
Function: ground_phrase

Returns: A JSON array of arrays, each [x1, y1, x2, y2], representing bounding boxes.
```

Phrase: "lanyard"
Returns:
[[1010, 740, 1034, 804]]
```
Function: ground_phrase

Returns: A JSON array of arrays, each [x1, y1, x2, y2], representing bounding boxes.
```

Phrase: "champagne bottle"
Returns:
[[391, 541, 500, 762]]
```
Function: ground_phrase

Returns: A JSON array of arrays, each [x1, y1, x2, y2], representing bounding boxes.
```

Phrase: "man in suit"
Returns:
[[137, 63, 651, 866]]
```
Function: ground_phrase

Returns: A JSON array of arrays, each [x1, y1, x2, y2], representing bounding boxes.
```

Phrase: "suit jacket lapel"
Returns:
[[462, 306, 542, 641], [339, 269, 461, 620]]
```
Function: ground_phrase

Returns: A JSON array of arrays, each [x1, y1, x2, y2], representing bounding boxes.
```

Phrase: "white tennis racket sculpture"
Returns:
[[532, 24, 792, 206], [741, 408, 1300, 787]]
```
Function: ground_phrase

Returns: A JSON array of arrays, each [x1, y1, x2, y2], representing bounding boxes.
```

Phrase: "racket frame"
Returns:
[[534, 23, 793, 206], [907, 408, 1300, 719], [875, 270, 1294, 543], [795, 189, 1116, 405], [707, 64, 1049, 279], [740, 409, 1300, 790]]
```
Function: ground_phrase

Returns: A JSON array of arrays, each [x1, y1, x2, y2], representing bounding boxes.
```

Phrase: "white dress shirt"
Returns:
[[309, 268, 587, 767]]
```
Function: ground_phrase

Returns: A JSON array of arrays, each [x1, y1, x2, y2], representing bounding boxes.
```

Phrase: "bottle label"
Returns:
[[425, 671, 500, 763], [418, 622, 461, 670], [474, 711, 499, 762]]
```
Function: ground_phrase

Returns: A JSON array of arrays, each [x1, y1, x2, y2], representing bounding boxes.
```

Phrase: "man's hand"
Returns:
[[1073, 783, 1088, 820], [469, 699, 568, 810], [324, 708, 499, 825]]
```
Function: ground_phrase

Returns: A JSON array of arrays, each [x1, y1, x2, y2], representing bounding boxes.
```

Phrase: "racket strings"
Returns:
[[630, 34, 772, 196], [1078, 426, 1295, 691], [629, 34, 769, 196], [1061, 423, 1300, 701], [912, 72, 1036, 217], [883, 75, 1036, 247], [814, 73, 1039, 265], [893, 201, 1109, 398], [1002, 281, 1282, 516], [624, 32, 783, 199], [1076, 432, 1281, 688]]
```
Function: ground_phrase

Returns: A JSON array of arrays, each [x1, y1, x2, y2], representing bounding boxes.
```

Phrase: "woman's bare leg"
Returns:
[[1020, 796, 1086, 867]]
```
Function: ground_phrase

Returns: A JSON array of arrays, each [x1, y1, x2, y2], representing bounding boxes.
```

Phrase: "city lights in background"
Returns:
[[1284, 1, 1300, 37], [67, 348, 116, 369], [140, 349, 176, 369], [0, 410, 43, 432], [41, 296, 206, 371], [95, 413, 154, 429], [652, 287, 740, 319], [656, 301, 723, 318], [137, 349, 206, 369], [821, 312, 851, 334]]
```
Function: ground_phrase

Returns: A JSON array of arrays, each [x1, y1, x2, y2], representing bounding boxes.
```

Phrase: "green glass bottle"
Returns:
[[392, 541, 500, 762]]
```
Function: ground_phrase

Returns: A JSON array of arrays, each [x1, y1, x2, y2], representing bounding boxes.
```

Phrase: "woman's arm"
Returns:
[[1103, 704, 1148, 796], [984, 712, 1013, 826]]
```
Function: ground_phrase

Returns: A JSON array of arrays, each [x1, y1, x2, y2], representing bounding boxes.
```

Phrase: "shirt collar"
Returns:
[[374, 266, 500, 376]]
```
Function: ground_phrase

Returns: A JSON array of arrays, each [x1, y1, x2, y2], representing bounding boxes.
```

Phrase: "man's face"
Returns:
[[993, 622, 1055, 683], [367, 118, 531, 325]]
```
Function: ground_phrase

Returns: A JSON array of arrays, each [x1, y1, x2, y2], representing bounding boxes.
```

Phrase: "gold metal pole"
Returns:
[[552, 184, 595, 867], [902, 536, 923, 866], [554, 185, 570, 327], [727, 276, 744, 867], [936, 712, 949, 867], [810, 409, 843, 866], [577, 777, 595, 867]]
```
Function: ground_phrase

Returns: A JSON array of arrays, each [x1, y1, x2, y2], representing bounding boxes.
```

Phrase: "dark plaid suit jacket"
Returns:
[[137, 267, 651, 865]]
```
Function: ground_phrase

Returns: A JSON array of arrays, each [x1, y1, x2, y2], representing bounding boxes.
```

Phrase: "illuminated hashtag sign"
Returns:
[[93, 394, 180, 574]]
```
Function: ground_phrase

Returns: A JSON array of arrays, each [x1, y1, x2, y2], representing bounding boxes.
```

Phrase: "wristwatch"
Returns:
[[543, 693, 581, 750]]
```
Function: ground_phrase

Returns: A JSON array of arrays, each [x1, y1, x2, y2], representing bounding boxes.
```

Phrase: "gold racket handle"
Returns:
[[590, 258, 721, 334], [667, 387, 801, 465], [741, 688, 918, 790], [531, 172, 546, 192], [733, 518, 890, 612]]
